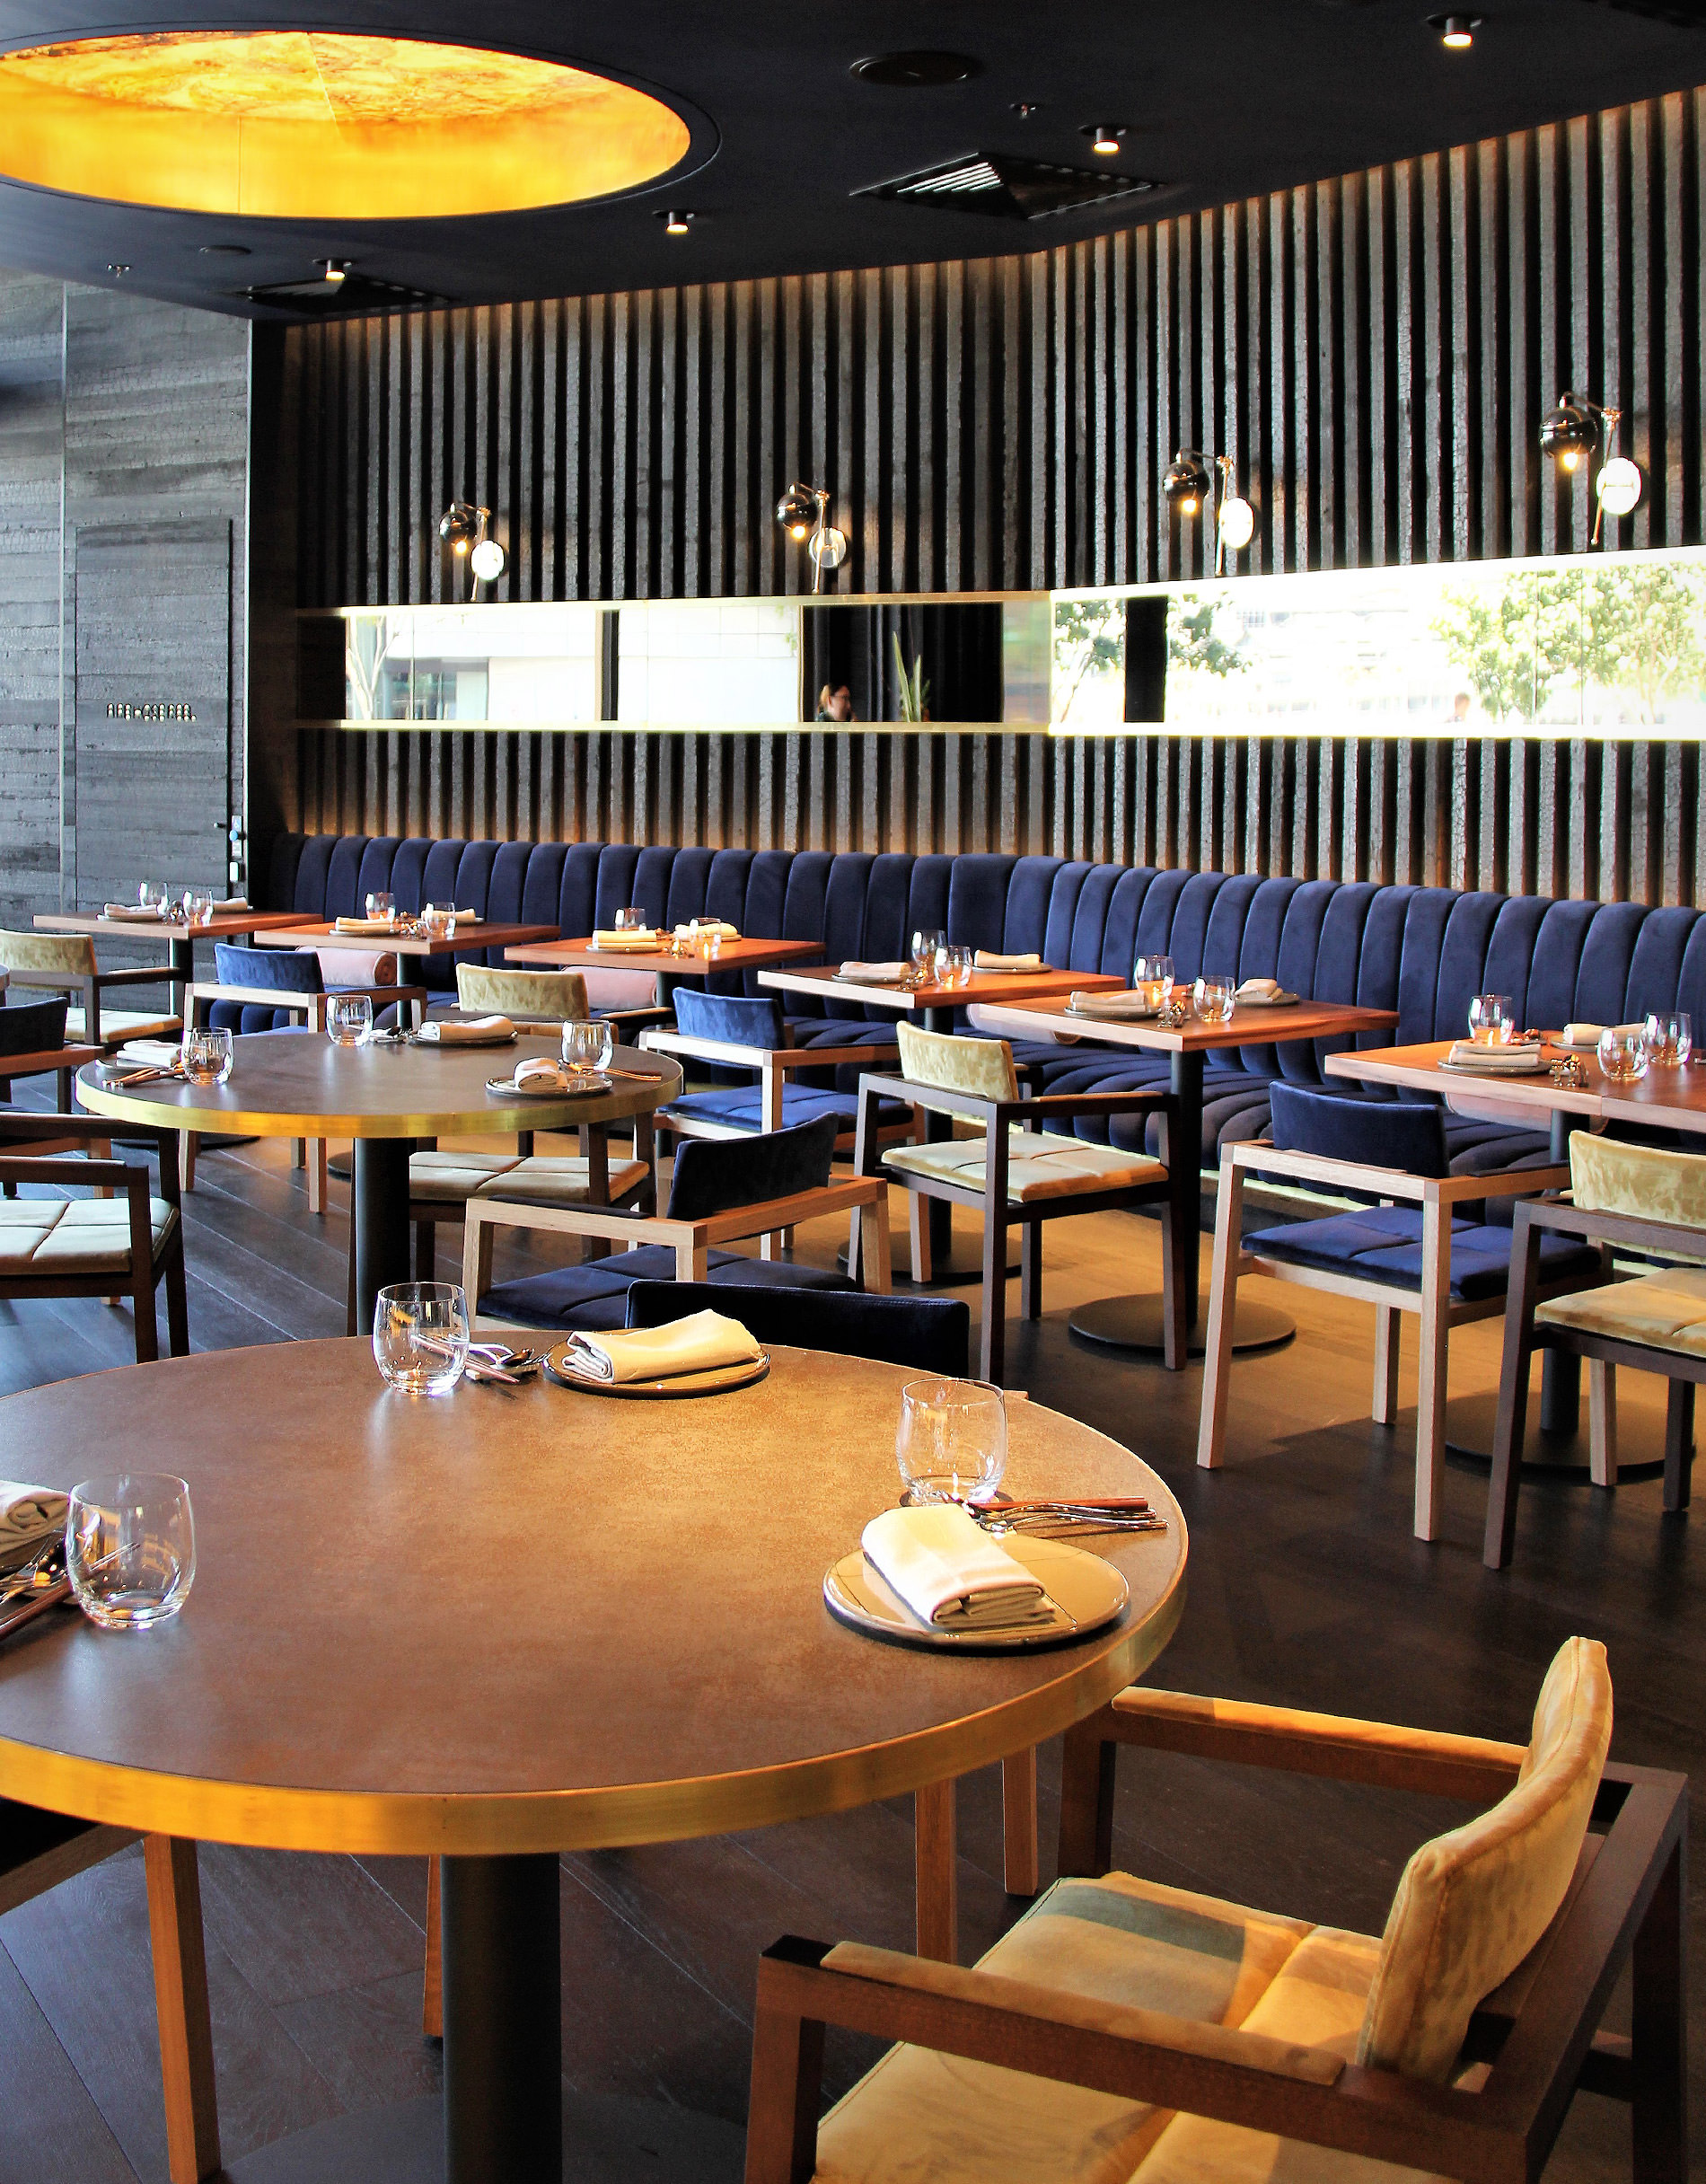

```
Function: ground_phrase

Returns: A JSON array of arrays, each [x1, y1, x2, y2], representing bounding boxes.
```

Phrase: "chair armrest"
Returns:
[[1511, 1197, 1706, 1256], [994, 1088, 1171, 1125], [0, 1155, 138, 1190], [0, 1112, 140, 1146], [598, 1004, 673, 1034], [1099, 1689, 1526, 1800], [1435, 1164, 1570, 1203], [189, 982, 316, 1014], [699, 1175, 884, 1246], [1225, 1141, 1431, 1199], [642, 1029, 773, 1069], [857, 1074, 998, 1125], [769, 1043, 900, 1072], [91, 964, 180, 989]]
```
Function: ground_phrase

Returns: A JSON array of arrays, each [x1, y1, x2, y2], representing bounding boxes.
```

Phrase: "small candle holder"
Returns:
[[1550, 1055, 1588, 1088]]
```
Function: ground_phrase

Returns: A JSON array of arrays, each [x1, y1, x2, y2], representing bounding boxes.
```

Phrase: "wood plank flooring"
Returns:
[[0, 1120, 1700, 2180]]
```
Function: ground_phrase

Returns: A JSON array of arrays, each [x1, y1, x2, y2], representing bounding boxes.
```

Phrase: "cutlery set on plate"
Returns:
[[0, 1538, 71, 1642], [965, 1494, 1166, 1537]]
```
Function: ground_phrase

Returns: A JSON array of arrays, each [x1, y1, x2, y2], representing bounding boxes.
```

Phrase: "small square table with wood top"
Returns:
[[504, 933, 827, 978], [268, 919, 560, 959], [34, 908, 314, 1007], [973, 996, 1401, 1355]]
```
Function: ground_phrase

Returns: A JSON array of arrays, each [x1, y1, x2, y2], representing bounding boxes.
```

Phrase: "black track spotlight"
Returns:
[[1082, 122, 1126, 155], [775, 483, 819, 542], [1539, 392, 1601, 476], [1429, 13, 1482, 47], [1162, 450, 1212, 518]]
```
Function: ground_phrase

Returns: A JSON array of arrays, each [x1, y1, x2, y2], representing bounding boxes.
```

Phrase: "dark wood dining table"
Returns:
[[0, 1337, 1186, 2184]]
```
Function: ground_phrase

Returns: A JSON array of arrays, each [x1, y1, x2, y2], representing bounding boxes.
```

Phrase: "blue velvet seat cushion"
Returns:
[[664, 1086, 910, 1134], [482, 1245, 856, 1330], [1245, 1205, 1600, 1301]]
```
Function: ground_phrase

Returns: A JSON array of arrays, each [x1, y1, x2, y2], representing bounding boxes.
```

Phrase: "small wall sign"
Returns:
[[106, 702, 196, 720]]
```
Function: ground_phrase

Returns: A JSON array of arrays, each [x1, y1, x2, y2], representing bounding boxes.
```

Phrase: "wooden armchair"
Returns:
[[853, 1022, 1189, 1384], [0, 1113, 187, 1361], [1198, 1086, 1585, 1540], [746, 1639, 1687, 2184], [1485, 1132, 1706, 1568], [0, 929, 180, 1050]]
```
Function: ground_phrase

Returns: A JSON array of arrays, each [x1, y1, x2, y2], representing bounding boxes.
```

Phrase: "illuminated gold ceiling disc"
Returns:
[[0, 31, 690, 217]]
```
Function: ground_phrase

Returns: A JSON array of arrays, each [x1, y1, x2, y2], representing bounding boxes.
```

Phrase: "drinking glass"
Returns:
[[1467, 994, 1515, 1046], [894, 1378, 1008, 1505], [1598, 1025, 1649, 1083], [327, 992, 374, 1047], [180, 886, 215, 927], [373, 1282, 470, 1396], [938, 943, 974, 989], [910, 928, 945, 978], [1644, 1011, 1693, 1068], [180, 1026, 232, 1086], [136, 881, 168, 914], [1193, 973, 1236, 1025], [365, 890, 395, 924], [421, 903, 455, 939], [1132, 954, 1175, 1011], [562, 1017, 614, 1075], [613, 906, 648, 932], [66, 1473, 196, 1631]]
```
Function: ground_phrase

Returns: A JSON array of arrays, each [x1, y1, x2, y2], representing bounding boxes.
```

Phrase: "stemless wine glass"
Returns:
[[421, 903, 455, 940], [562, 1017, 614, 1076], [894, 1378, 1008, 1505], [613, 906, 648, 932], [365, 890, 395, 924], [66, 1473, 196, 1631], [1598, 1025, 1650, 1082], [136, 880, 168, 914], [180, 885, 215, 927], [180, 1026, 233, 1086], [910, 928, 945, 979], [1132, 954, 1175, 1011], [1467, 994, 1515, 1046], [327, 992, 374, 1047], [939, 943, 974, 989], [1644, 1011, 1693, 1068], [1193, 973, 1236, 1025], [373, 1282, 470, 1396]]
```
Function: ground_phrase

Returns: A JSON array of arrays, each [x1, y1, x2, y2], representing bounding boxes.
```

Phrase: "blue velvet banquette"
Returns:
[[263, 832, 1706, 1181]]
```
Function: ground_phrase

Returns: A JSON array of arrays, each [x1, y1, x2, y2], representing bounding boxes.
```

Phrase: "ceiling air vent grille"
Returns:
[[859, 152, 1160, 221], [239, 271, 451, 317]]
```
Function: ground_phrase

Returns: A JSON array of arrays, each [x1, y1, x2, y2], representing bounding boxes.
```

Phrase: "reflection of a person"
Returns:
[[1450, 689, 1473, 723], [816, 683, 855, 722]]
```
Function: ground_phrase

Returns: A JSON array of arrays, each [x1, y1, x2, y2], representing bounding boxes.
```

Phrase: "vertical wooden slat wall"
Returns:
[[274, 87, 1706, 903]]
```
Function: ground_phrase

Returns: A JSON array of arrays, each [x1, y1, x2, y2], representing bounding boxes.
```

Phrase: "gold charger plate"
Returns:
[[542, 1342, 771, 1399], [823, 1534, 1130, 1653], [485, 1070, 611, 1098]]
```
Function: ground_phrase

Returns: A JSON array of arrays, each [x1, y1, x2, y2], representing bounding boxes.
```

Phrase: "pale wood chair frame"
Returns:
[[184, 975, 426, 1208], [852, 1072, 1189, 1384], [5, 954, 181, 1050], [744, 1691, 1688, 2184], [0, 1809, 218, 2184], [1198, 1141, 1571, 1540], [1485, 1197, 1706, 1568], [0, 1114, 187, 1361], [462, 1172, 892, 1334]]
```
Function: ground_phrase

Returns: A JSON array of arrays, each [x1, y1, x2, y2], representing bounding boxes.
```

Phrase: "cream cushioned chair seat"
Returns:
[[410, 1151, 648, 1208], [884, 1131, 1165, 1203], [63, 1007, 181, 1048], [1535, 1265, 1706, 1356], [0, 1197, 177, 1273]]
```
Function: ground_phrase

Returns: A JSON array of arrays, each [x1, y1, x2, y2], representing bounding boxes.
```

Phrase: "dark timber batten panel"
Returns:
[[266, 86, 1706, 902]]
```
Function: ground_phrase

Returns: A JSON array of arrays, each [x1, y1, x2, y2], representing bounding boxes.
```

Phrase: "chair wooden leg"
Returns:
[[345, 1222, 358, 1337], [914, 1778, 957, 1962], [1662, 1379, 1694, 1513], [854, 1195, 893, 1297], [1588, 1359, 1619, 1488], [306, 1137, 328, 1216], [978, 1211, 1006, 1386], [1019, 1222, 1042, 1320], [422, 1855, 443, 2038], [415, 1219, 437, 1282], [1373, 1306, 1401, 1425], [1631, 1832, 1687, 2184], [745, 1970, 825, 2184], [1196, 1160, 1243, 1467], [1001, 1747, 1040, 1896], [1057, 1715, 1117, 1879], [131, 1252, 161, 1364], [178, 1132, 197, 1193], [1413, 1218, 1451, 1542], [907, 1186, 932, 1285], [164, 1244, 189, 1358], [144, 1836, 221, 2184]]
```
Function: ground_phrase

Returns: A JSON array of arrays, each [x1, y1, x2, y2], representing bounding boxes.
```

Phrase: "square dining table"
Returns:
[[267, 919, 560, 958], [973, 995, 1400, 1354], [34, 908, 313, 1005], [504, 933, 827, 977]]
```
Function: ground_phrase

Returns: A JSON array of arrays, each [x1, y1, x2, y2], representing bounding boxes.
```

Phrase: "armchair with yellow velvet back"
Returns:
[[743, 1637, 1689, 2184]]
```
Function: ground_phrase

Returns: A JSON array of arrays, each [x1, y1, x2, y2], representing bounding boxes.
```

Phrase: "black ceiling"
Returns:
[[0, 0, 1700, 318]]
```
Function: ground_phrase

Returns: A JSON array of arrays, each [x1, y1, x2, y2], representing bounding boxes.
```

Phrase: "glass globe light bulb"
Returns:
[[470, 536, 506, 581], [1595, 456, 1642, 519], [1218, 495, 1255, 552]]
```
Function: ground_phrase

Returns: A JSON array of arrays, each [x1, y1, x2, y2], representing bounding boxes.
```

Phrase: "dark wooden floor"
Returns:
[[0, 1123, 1699, 2180]]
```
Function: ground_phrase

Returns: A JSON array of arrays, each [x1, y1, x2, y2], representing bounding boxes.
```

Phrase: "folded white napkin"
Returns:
[[119, 1038, 183, 1068], [564, 1308, 762, 1384], [333, 915, 396, 936], [861, 1504, 1050, 1632], [673, 920, 741, 941], [213, 897, 250, 915], [974, 949, 1045, 973], [0, 1480, 66, 1574], [417, 1015, 515, 1046], [1236, 977, 1300, 1006], [512, 1056, 573, 1091], [1446, 1040, 1541, 1070], [591, 929, 659, 949], [1068, 990, 1155, 1017], [1561, 1021, 1644, 1048], [837, 960, 909, 982], [103, 903, 165, 920]]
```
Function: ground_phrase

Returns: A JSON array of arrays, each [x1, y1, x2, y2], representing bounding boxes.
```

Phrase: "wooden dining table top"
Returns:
[[34, 910, 310, 942], [0, 1338, 1186, 1856], [74, 1027, 682, 1140], [504, 934, 824, 973], [1326, 1035, 1706, 1133], [757, 964, 1124, 1013], [975, 995, 1400, 1052], [268, 919, 558, 956]]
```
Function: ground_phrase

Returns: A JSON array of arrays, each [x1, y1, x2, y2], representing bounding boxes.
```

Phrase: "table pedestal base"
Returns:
[[353, 1138, 414, 1331], [1070, 1291, 1296, 1358], [837, 1239, 1022, 1287], [1444, 1388, 1670, 1477], [222, 2089, 746, 2184]]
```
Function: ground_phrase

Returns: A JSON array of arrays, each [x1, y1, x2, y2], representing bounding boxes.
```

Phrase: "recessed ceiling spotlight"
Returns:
[[1010, 101, 1042, 118], [851, 50, 981, 87], [1428, 13, 1482, 48], [657, 208, 694, 234], [1082, 123, 1126, 155], [317, 257, 349, 286]]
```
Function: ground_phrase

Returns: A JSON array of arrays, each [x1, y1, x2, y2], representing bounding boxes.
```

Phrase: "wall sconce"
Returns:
[[438, 500, 506, 599], [1540, 392, 1643, 542], [775, 480, 847, 593], [1163, 451, 1255, 571]]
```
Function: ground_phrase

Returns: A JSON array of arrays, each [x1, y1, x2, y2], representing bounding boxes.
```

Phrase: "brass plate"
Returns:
[[484, 1071, 611, 1098], [542, 1342, 771, 1399], [823, 1534, 1130, 1653]]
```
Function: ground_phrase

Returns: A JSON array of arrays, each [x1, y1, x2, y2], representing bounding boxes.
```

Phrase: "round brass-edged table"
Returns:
[[75, 1030, 683, 1325], [0, 1338, 1186, 2184]]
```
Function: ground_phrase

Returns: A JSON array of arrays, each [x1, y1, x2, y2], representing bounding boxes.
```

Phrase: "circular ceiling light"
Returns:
[[1083, 123, 1127, 155], [658, 208, 694, 235], [851, 51, 982, 87], [0, 31, 690, 218], [1428, 13, 1482, 48]]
